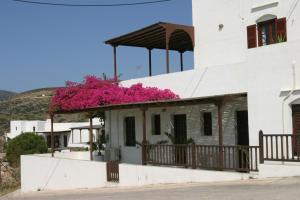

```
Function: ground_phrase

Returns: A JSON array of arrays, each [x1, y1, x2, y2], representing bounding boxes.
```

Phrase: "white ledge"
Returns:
[[252, 0, 279, 10], [281, 88, 300, 93]]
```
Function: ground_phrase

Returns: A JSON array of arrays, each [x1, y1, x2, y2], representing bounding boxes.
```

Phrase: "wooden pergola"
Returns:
[[105, 22, 194, 80], [49, 93, 247, 165]]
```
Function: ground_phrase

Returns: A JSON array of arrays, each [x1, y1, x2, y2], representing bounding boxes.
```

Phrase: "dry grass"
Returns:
[[0, 180, 20, 196], [0, 163, 20, 196]]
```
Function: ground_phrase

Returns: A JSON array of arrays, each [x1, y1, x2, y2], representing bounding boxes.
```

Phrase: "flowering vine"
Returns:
[[50, 76, 179, 112]]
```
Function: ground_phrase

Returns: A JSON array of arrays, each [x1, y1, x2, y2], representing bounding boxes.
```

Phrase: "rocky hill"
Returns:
[[0, 88, 86, 136], [0, 90, 16, 101]]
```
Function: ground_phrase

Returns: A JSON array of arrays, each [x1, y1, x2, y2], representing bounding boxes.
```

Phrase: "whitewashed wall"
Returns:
[[21, 155, 250, 192], [192, 0, 300, 68], [21, 155, 300, 192], [21, 155, 107, 192], [119, 163, 249, 187], [120, 26, 300, 149]]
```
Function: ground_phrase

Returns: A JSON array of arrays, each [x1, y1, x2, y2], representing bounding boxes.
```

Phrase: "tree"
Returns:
[[6, 133, 48, 167]]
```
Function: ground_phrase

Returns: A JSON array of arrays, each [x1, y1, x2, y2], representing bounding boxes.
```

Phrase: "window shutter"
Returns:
[[247, 24, 257, 48], [276, 17, 287, 42], [257, 25, 263, 46]]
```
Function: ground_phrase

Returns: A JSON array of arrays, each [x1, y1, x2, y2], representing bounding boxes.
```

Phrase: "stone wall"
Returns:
[[105, 97, 247, 164]]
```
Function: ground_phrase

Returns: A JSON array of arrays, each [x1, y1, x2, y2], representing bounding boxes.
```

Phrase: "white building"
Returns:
[[6, 119, 103, 149], [95, 0, 300, 167], [21, 0, 300, 192]]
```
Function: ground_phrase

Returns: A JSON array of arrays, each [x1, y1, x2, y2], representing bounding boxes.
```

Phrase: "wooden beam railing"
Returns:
[[260, 133, 300, 162], [144, 144, 259, 172]]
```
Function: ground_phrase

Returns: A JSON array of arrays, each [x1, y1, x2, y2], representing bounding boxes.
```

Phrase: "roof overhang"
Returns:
[[53, 93, 247, 116], [70, 125, 103, 130], [37, 130, 70, 134]]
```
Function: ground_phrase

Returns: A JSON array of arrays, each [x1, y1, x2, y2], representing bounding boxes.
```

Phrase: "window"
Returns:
[[15, 127, 17, 131], [258, 19, 276, 46], [247, 17, 287, 48], [33, 126, 36, 132], [124, 117, 136, 147], [152, 114, 161, 135], [203, 112, 212, 136]]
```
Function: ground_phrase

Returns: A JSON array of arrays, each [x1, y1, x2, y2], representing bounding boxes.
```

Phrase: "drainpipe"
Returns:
[[282, 61, 296, 134]]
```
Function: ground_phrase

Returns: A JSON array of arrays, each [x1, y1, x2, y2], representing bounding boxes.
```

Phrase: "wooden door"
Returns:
[[237, 111, 249, 146], [236, 111, 249, 170], [174, 114, 187, 144], [292, 105, 300, 156], [173, 114, 187, 165], [124, 117, 136, 147]]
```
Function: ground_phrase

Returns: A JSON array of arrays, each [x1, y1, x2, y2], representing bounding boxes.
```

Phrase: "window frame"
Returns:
[[257, 18, 276, 46]]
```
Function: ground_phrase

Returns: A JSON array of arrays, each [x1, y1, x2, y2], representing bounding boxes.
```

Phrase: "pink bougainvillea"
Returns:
[[50, 76, 179, 112]]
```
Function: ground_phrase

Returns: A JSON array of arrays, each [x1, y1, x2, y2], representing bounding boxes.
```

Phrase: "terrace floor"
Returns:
[[3, 177, 300, 200]]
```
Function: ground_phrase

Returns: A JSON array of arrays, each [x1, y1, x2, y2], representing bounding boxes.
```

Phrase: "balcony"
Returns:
[[105, 22, 194, 80]]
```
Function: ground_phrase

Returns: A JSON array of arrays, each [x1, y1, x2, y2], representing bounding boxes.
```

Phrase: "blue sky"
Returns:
[[0, 0, 193, 92]]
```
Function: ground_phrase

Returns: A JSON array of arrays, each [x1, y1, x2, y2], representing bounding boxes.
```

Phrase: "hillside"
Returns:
[[0, 90, 17, 101], [0, 88, 87, 136]]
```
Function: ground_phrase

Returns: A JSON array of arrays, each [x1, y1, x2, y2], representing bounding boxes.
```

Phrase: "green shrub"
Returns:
[[6, 133, 47, 167]]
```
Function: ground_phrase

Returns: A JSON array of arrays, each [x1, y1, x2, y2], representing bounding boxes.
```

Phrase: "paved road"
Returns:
[[2, 177, 300, 200]]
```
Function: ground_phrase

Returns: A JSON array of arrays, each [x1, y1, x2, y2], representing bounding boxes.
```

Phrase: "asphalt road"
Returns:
[[2, 177, 300, 200]]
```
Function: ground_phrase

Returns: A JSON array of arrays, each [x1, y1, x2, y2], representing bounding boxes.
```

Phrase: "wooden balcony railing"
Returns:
[[144, 144, 259, 172], [259, 132, 300, 162]]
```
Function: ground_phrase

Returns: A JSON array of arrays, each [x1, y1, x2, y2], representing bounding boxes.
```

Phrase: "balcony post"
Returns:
[[180, 51, 183, 72], [113, 46, 118, 81], [217, 99, 224, 170], [141, 108, 148, 165], [191, 143, 196, 169], [166, 44, 170, 73], [165, 29, 171, 74], [259, 130, 264, 164], [148, 48, 152, 76]]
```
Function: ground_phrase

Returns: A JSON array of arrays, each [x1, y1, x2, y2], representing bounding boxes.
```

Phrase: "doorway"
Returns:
[[292, 105, 300, 156], [236, 111, 249, 170], [236, 111, 249, 146], [174, 114, 187, 144], [173, 114, 187, 165]]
